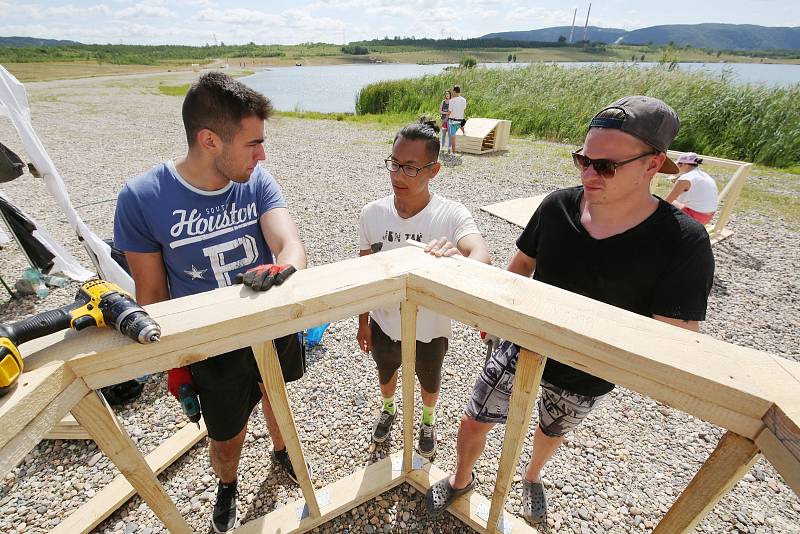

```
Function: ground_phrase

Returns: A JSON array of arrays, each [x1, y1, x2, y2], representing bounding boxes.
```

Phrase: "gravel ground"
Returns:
[[0, 72, 798, 534]]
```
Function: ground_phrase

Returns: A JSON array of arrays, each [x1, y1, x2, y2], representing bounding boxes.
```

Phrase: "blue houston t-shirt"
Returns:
[[114, 160, 287, 298]]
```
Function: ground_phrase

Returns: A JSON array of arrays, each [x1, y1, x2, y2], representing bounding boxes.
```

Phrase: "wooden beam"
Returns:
[[487, 349, 546, 533], [44, 413, 91, 440], [405, 257, 775, 437], [0, 360, 76, 450], [0, 377, 89, 477], [406, 461, 539, 533], [233, 453, 404, 533], [653, 431, 760, 533], [666, 150, 748, 171], [20, 248, 438, 390], [52, 421, 207, 534], [253, 341, 320, 518], [710, 163, 750, 237], [401, 301, 418, 474], [756, 427, 800, 496], [71, 391, 191, 534]]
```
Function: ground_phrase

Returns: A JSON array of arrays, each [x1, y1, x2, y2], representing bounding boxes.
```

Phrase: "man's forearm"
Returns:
[[275, 240, 307, 270], [359, 312, 369, 327]]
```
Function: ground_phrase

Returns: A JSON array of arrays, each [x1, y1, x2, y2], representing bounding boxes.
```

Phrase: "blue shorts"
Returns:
[[448, 120, 461, 137]]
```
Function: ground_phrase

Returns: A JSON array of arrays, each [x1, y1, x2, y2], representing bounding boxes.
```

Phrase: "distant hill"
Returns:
[[482, 24, 800, 50], [0, 36, 82, 47]]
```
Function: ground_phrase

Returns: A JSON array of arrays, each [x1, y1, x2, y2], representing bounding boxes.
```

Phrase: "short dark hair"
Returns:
[[394, 118, 441, 161], [453, 85, 461, 94], [182, 72, 273, 147]]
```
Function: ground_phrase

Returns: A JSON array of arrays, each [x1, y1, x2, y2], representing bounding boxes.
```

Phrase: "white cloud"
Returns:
[[505, 7, 574, 26], [116, 4, 176, 18]]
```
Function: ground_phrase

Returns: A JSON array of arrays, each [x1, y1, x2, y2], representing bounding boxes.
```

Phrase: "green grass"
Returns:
[[277, 110, 414, 128], [356, 63, 800, 169], [158, 83, 190, 96]]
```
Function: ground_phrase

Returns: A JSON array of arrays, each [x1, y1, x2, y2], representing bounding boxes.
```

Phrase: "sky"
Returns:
[[1, 0, 799, 46]]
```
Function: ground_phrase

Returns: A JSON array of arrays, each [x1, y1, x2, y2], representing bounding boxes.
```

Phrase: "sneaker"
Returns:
[[212, 480, 238, 533], [417, 422, 437, 458], [372, 408, 396, 443], [272, 448, 312, 484]]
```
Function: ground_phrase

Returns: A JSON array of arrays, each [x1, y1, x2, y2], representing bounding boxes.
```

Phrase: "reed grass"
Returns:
[[356, 64, 800, 168]]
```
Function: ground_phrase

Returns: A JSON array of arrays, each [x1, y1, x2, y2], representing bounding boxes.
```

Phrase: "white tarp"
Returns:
[[0, 65, 134, 293]]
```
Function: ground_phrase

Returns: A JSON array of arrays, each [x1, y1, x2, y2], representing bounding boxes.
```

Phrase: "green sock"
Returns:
[[382, 395, 396, 415], [422, 404, 436, 425]]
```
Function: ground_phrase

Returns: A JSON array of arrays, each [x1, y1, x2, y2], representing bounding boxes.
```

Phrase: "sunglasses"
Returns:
[[571, 149, 656, 178]]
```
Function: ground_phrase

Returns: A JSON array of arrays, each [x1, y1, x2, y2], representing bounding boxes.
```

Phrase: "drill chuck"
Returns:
[[99, 290, 161, 344]]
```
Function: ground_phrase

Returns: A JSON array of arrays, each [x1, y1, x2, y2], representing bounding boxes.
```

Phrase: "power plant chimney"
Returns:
[[583, 3, 592, 42], [568, 8, 577, 43]]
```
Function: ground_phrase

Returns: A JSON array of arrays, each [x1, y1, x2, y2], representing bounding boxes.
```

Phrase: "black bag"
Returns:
[[0, 142, 25, 183]]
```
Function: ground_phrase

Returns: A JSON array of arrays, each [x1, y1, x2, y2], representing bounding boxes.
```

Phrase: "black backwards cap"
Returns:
[[589, 95, 680, 174]]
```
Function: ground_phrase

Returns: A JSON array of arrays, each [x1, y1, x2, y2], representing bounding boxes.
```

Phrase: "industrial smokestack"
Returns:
[[568, 8, 577, 43], [583, 3, 592, 42]]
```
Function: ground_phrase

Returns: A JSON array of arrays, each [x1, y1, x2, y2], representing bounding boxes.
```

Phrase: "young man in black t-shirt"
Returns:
[[425, 96, 714, 525]]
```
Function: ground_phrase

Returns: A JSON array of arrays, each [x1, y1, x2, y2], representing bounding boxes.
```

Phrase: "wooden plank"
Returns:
[[654, 431, 760, 533], [666, 150, 747, 171], [760, 405, 800, 495], [707, 227, 734, 246], [404, 254, 777, 437], [71, 391, 191, 534], [0, 360, 76, 450], [233, 453, 404, 533], [710, 163, 750, 237], [487, 349, 547, 533], [756, 427, 800, 496], [52, 421, 208, 534], [480, 195, 548, 228], [0, 377, 89, 477], [461, 118, 502, 140], [406, 285, 764, 439], [253, 341, 320, 518], [45, 413, 91, 440], [406, 460, 539, 533], [400, 301, 418, 474], [20, 248, 437, 390]]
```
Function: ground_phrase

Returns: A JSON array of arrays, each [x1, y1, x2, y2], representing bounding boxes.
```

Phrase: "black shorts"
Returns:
[[370, 320, 448, 394], [189, 333, 306, 441]]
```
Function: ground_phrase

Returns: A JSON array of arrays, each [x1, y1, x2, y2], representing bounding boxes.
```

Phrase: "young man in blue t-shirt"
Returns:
[[114, 72, 307, 533]]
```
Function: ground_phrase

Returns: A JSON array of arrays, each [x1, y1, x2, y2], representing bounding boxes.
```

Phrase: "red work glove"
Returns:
[[235, 264, 296, 291], [167, 367, 194, 399]]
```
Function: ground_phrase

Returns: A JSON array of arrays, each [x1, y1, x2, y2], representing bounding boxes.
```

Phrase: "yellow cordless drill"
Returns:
[[0, 279, 161, 397]]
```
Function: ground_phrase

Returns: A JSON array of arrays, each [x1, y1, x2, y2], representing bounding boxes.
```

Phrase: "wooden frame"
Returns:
[[480, 151, 751, 245], [1, 246, 797, 533], [454, 118, 512, 154]]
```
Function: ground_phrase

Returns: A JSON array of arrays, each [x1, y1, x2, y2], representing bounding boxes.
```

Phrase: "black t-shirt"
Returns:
[[516, 186, 714, 396]]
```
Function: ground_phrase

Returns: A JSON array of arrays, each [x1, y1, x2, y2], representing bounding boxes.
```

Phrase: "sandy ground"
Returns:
[[0, 71, 798, 534]]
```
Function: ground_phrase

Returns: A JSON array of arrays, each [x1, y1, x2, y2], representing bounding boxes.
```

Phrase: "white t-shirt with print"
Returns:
[[359, 193, 480, 342], [448, 96, 467, 120], [677, 168, 719, 213]]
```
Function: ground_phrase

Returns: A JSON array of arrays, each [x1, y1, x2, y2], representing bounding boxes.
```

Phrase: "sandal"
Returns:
[[425, 472, 476, 516], [522, 479, 548, 525]]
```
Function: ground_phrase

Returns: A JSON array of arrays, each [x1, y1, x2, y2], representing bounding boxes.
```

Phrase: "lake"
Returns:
[[241, 61, 800, 114]]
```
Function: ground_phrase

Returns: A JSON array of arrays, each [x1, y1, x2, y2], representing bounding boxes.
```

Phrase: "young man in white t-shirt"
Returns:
[[447, 85, 467, 155], [665, 152, 719, 224], [357, 120, 490, 457]]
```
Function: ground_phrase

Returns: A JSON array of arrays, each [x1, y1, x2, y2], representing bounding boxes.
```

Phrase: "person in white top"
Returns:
[[447, 85, 467, 155], [358, 119, 491, 458], [665, 152, 719, 225]]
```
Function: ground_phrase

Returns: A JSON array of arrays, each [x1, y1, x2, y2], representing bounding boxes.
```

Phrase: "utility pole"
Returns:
[[582, 3, 592, 42], [568, 7, 577, 43]]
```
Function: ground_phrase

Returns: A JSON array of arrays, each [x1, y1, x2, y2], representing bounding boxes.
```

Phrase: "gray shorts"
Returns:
[[465, 340, 607, 437]]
